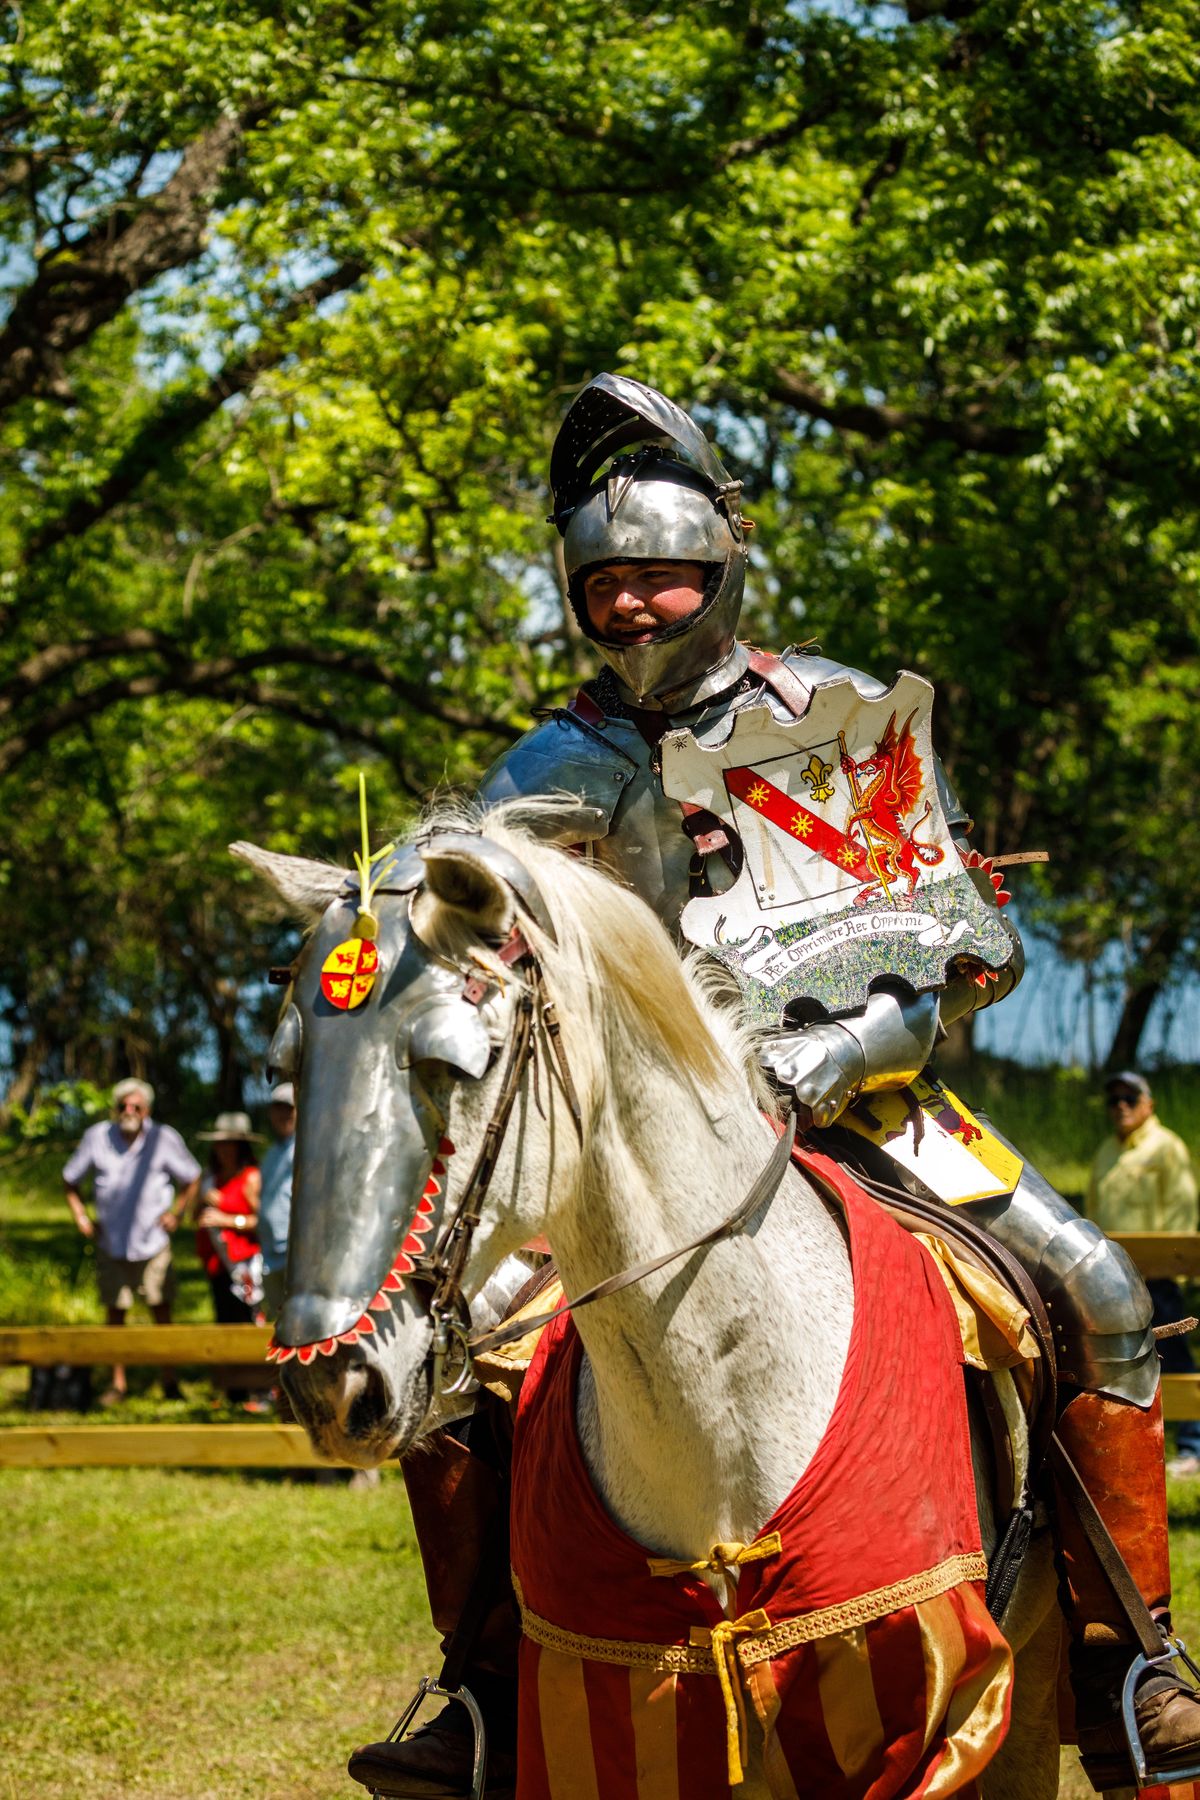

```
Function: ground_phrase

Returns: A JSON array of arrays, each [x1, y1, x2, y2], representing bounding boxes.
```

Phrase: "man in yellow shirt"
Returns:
[[1091, 1071, 1200, 1474]]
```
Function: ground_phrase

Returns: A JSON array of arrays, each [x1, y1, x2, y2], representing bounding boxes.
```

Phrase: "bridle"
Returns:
[[414, 912, 799, 1403], [420, 922, 580, 1396]]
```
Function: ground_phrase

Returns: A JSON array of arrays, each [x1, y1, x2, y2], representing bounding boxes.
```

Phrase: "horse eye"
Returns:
[[267, 1003, 303, 1081]]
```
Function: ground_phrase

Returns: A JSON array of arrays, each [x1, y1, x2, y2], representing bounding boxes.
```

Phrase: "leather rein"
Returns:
[[417, 923, 799, 1399]]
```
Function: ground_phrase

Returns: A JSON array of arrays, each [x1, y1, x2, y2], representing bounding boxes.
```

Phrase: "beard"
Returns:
[[117, 1116, 144, 1138]]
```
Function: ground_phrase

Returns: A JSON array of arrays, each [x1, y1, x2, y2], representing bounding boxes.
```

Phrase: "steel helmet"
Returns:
[[549, 374, 749, 708]]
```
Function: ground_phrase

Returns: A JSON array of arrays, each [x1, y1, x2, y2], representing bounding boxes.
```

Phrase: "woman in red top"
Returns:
[[194, 1111, 265, 1404]]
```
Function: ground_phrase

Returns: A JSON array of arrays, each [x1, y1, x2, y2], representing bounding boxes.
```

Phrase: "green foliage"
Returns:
[[1, 0, 1199, 1099], [0, 1079, 108, 1145]]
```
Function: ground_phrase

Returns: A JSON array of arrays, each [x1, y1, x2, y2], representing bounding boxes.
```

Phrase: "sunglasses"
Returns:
[[1105, 1093, 1141, 1108]]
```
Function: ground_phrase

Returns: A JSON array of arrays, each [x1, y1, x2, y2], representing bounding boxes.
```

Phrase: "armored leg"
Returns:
[[967, 1156, 1200, 1790], [348, 1418, 519, 1800], [966, 1157, 1158, 1409]]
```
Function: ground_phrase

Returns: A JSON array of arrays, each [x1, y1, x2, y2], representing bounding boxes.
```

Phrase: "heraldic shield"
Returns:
[[661, 672, 1013, 1025]]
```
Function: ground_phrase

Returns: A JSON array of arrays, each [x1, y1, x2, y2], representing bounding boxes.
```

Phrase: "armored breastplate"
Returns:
[[478, 655, 852, 930]]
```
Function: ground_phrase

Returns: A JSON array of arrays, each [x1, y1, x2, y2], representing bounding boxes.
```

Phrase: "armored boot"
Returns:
[[348, 1425, 520, 1800], [1055, 1389, 1200, 1793]]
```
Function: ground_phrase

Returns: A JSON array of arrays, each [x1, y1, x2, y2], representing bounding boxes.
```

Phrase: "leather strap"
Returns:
[[469, 1108, 799, 1357], [746, 648, 813, 720], [1049, 1433, 1165, 1663]]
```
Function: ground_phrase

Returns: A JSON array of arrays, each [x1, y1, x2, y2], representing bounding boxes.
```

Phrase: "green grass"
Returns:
[[0, 1465, 438, 1800], [6, 1074, 1200, 1796], [0, 1149, 442, 1797]]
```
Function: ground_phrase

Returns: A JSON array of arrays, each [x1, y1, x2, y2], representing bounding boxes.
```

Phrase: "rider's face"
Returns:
[[582, 561, 707, 645]]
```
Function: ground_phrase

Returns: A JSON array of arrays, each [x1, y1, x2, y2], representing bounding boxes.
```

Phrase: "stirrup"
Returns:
[[1120, 1635, 1200, 1788], [369, 1675, 487, 1800]]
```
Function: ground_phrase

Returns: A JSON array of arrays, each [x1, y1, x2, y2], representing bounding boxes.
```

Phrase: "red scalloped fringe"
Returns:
[[959, 845, 1012, 909], [267, 1137, 456, 1365]]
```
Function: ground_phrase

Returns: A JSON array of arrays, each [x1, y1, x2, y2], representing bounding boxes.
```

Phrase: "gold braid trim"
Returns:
[[737, 1552, 988, 1665], [513, 1573, 717, 1674], [513, 1552, 987, 1675]]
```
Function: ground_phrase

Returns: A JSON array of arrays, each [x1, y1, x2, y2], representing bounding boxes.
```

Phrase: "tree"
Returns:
[[2, 0, 1199, 1107]]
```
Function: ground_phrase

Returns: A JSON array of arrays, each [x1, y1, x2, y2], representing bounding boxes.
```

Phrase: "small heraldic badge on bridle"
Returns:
[[662, 673, 1013, 1023], [319, 771, 397, 1012]]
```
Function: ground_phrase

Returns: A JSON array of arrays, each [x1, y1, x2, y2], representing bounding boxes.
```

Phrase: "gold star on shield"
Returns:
[[839, 845, 858, 867], [790, 812, 813, 838], [747, 781, 769, 808]]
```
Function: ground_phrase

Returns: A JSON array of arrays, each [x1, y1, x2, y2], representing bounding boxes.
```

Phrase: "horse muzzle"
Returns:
[[281, 1313, 434, 1467]]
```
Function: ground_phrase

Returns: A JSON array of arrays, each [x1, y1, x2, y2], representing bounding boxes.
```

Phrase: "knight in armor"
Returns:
[[352, 375, 1200, 1799]]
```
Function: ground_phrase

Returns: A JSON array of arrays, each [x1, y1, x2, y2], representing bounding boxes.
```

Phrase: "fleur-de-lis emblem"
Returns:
[[801, 753, 835, 804]]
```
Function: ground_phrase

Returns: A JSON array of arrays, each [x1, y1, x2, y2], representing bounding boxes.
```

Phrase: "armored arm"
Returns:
[[760, 988, 940, 1129], [477, 709, 631, 846]]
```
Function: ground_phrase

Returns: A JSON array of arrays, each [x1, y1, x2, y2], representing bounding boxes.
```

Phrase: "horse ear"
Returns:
[[413, 843, 514, 943], [229, 841, 347, 921]]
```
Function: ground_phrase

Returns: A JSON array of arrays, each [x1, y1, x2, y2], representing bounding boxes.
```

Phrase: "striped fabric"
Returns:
[[511, 1154, 1014, 1797], [515, 1580, 1009, 1799]]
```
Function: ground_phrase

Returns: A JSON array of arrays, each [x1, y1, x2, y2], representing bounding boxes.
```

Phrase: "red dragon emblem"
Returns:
[[840, 709, 945, 905]]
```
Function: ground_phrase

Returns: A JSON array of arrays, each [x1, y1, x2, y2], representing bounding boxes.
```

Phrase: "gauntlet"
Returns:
[[760, 989, 939, 1129]]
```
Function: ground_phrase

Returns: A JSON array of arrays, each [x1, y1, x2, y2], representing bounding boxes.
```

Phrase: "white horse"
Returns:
[[236, 806, 1060, 1798]]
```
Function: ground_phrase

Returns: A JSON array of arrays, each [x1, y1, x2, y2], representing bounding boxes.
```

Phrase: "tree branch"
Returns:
[[0, 638, 522, 774], [852, 136, 908, 225], [904, 0, 981, 19], [769, 366, 1040, 454], [20, 258, 367, 566], [716, 96, 843, 170], [0, 104, 267, 417], [218, 680, 426, 797], [0, 629, 184, 717]]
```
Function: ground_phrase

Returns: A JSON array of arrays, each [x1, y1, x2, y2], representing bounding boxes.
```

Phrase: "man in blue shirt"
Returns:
[[258, 1082, 296, 1320], [62, 1077, 200, 1403]]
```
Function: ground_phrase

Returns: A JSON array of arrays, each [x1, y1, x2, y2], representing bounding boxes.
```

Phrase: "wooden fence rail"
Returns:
[[2, 1233, 1199, 1466], [1110, 1234, 1200, 1281], [0, 1424, 334, 1468], [0, 1323, 271, 1365]]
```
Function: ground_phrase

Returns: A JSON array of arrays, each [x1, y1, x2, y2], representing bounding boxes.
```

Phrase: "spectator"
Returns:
[[258, 1082, 296, 1321], [194, 1111, 267, 1409], [62, 1077, 200, 1406], [1089, 1070, 1200, 1476]]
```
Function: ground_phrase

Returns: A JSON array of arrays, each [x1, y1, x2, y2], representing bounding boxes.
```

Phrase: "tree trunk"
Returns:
[[0, 1027, 49, 1129], [1105, 922, 1182, 1070], [1106, 980, 1164, 1072], [936, 1009, 976, 1078], [214, 1013, 245, 1112]]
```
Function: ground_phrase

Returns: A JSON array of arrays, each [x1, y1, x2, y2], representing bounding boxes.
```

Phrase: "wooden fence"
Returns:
[[0, 1323, 337, 1467], [2, 1232, 1200, 1466]]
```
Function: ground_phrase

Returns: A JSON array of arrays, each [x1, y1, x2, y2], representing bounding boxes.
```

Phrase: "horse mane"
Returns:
[[414, 797, 777, 1115]]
